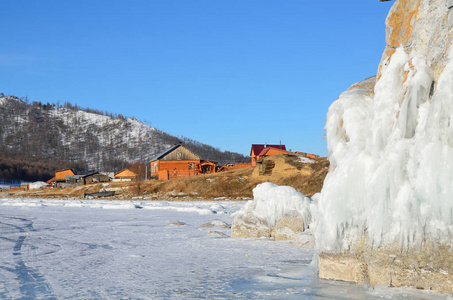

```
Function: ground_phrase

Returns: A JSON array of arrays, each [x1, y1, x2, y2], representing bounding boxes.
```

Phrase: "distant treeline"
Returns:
[[0, 155, 86, 183]]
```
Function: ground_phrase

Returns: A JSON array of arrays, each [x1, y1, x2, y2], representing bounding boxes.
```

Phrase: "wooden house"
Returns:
[[66, 175, 84, 186], [46, 168, 75, 188], [150, 145, 213, 180], [113, 169, 138, 182], [250, 144, 287, 166], [200, 160, 217, 174], [82, 172, 111, 184]]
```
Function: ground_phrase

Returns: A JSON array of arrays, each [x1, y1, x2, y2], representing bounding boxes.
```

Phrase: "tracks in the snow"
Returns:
[[0, 215, 57, 299]]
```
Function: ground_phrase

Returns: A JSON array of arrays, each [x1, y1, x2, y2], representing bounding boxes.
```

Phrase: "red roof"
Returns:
[[250, 144, 286, 156], [258, 148, 270, 157]]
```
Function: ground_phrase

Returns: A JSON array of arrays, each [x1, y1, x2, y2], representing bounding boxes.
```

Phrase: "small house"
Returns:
[[150, 145, 202, 180], [200, 160, 217, 174], [250, 144, 287, 166], [113, 169, 138, 182], [47, 168, 75, 188], [82, 172, 111, 184]]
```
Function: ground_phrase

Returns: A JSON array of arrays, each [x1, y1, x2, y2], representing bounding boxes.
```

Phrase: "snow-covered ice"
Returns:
[[0, 198, 449, 299]]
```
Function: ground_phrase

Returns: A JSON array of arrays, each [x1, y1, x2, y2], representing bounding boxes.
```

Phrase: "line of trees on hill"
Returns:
[[0, 155, 87, 183]]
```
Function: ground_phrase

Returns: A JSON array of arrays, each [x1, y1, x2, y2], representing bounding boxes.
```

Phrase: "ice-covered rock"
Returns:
[[272, 210, 305, 241], [231, 182, 314, 242], [317, 0, 453, 293]]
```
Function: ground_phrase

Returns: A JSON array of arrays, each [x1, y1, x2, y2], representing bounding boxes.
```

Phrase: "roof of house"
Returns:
[[55, 168, 75, 174], [257, 146, 288, 157], [150, 145, 181, 162], [250, 144, 286, 156], [81, 172, 110, 178], [150, 144, 200, 162], [114, 168, 138, 178]]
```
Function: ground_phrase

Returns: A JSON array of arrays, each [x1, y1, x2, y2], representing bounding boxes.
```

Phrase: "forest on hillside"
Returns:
[[0, 95, 249, 183]]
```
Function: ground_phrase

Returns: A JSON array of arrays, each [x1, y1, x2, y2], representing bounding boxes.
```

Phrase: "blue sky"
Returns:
[[1, 1, 392, 156]]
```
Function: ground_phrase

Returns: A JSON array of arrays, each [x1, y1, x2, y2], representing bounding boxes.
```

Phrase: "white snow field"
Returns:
[[0, 198, 450, 299]]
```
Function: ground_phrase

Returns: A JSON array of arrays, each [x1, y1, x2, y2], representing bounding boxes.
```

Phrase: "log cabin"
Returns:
[[150, 145, 205, 180]]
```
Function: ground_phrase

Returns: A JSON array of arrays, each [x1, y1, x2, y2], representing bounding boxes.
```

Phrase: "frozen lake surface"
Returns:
[[0, 198, 450, 299]]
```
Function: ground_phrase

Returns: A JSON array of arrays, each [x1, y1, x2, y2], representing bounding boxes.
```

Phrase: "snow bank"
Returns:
[[316, 47, 453, 252], [0, 199, 230, 215]]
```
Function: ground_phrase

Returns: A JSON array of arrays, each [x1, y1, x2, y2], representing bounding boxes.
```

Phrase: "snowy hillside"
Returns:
[[0, 95, 247, 174]]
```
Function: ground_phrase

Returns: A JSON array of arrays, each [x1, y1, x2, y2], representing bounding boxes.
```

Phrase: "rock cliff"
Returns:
[[317, 0, 453, 293], [378, 0, 453, 82]]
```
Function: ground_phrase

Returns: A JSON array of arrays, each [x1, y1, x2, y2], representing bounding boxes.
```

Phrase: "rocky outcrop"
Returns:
[[272, 210, 305, 240], [319, 241, 453, 293], [378, 0, 453, 82], [231, 213, 272, 238], [318, 0, 453, 294], [231, 209, 306, 240]]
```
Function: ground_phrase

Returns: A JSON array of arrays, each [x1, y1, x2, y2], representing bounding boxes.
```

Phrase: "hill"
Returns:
[[0, 95, 248, 183]]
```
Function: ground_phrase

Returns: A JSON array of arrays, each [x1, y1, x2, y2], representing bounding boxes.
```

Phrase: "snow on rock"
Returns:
[[322, 47, 448, 251], [231, 182, 314, 242], [299, 157, 315, 164], [315, 0, 453, 292], [316, 46, 453, 252]]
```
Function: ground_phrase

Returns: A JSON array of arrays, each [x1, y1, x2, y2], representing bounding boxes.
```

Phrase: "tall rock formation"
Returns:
[[317, 0, 453, 293]]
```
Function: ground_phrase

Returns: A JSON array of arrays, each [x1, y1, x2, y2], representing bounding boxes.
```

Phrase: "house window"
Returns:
[[154, 163, 158, 173], [188, 163, 194, 170]]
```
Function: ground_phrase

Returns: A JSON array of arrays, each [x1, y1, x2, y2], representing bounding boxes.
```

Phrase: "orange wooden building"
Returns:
[[150, 145, 212, 180], [250, 144, 287, 166], [114, 168, 138, 182], [46, 168, 75, 187]]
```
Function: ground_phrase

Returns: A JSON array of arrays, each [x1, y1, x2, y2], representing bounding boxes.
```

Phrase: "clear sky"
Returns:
[[1, 1, 393, 157]]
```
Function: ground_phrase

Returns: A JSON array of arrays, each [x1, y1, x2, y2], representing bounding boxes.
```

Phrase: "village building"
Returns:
[[47, 169, 111, 187], [250, 144, 287, 166], [150, 144, 216, 180], [46, 168, 75, 188], [200, 160, 217, 174], [66, 175, 84, 186], [113, 169, 138, 182], [81, 172, 111, 184]]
